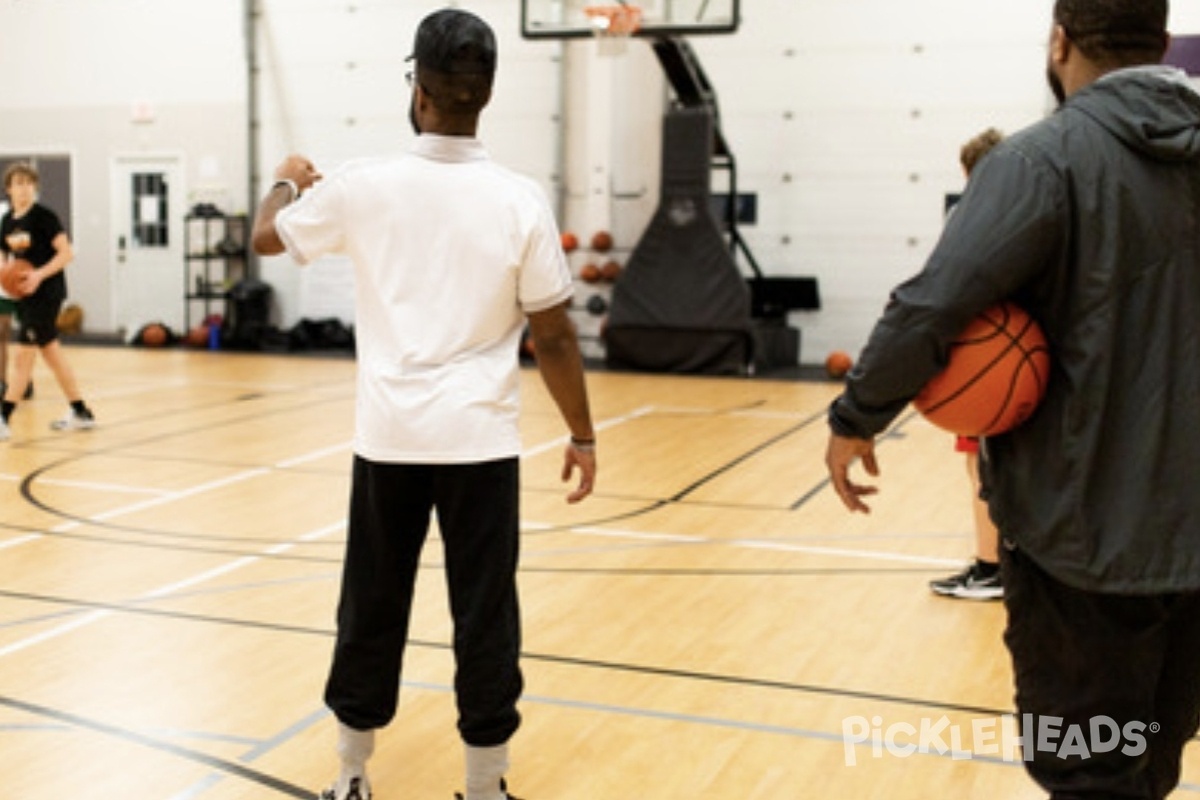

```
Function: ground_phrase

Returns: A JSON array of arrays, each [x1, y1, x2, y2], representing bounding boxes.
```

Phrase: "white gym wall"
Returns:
[[0, 0, 1197, 363]]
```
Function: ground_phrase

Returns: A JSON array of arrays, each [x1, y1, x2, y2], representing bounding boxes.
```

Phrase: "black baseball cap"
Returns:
[[409, 8, 497, 76]]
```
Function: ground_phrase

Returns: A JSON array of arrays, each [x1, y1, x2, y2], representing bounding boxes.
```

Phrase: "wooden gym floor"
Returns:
[[0, 346, 1195, 798]]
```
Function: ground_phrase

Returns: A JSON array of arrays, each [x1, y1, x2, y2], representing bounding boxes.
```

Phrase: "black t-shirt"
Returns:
[[1, 203, 68, 303]]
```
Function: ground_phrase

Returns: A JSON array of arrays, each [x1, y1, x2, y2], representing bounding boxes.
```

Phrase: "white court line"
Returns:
[[82, 468, 272, 527], [572, 526, 705, 544], [520, 405, 656, 458], [0, 519, 345, 660], [268, 403, 657, 468], [0, 535, 42, 551], [554, 525, 964, 568], [0, 439, 350, 659], [275, 442, 352, 468], [0, 439, 347, 551], [733, 538, 964, 567], [0, 609, 110, 659], [0, 469, 273, 548]]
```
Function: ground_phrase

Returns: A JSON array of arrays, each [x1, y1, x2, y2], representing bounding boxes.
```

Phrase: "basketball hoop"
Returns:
[[584, 4, 643, 38], [584, 4, 642, 55]]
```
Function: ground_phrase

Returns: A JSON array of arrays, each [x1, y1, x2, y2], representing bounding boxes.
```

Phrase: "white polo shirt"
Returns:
[[276, 135, 573, 463]]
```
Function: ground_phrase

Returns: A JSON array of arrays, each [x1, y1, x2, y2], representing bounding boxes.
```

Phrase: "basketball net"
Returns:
[[584, 4, 643, 56]]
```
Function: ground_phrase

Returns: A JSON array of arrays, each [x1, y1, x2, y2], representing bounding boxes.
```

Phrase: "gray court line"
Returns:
[[142, 728, 263, 748], [0, 694, 311, 797], [0, 722, 71, 733], [168, 707, 330, 799], [0, 571, 339, 631], [401, 680, 1200, 790], [0, 606, 83, 630], [791, 410, 916, 511], [241, 707, 329, 760]]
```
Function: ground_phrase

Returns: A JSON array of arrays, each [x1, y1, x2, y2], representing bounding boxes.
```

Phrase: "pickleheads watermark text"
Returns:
[[841, 714, 1155, 766]]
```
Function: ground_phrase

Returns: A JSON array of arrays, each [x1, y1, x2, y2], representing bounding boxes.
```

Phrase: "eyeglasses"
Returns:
[[405, 70, 434, 97], [408, 69, 441, 98]]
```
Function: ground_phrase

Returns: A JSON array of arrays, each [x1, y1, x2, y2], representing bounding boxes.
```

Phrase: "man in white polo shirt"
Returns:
[[251, 9, 596, 800]]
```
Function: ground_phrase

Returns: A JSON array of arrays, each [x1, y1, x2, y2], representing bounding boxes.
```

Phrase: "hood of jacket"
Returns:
[[1069, 66, 1200, 163]]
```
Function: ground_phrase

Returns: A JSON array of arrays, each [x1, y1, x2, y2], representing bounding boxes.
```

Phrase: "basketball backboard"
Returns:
[[521, 0, 740, 39]]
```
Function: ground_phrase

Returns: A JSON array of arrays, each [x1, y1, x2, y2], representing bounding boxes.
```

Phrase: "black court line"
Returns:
[[5, 381, 353, 534], [667, 407, 827, 502], [0, 398, 910, 575], [0, 588, 1014, 721], [789, 409, 919, 510], [0, 694, 311, 798], [7, 587, 1197, 745], [3, 377, 351, 452], [525, 406, 829, 534], [2, 399, 831, 560], [0, 518, 343, 565]]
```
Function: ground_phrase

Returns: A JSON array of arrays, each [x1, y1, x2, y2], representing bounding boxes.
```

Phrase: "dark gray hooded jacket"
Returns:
[[830, 67, 1200, 592]]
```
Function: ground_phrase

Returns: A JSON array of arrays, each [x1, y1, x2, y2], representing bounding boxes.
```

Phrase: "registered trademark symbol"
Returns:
[[1149, 722, 1161, 734]]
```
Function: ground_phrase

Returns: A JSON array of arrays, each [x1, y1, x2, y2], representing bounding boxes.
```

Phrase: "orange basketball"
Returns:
[[599, 259, 622, 282], [140, 322, 169, 347], [561, 231, 579, 253], [825, 350, 853, 379], [184, 325, 210, 348], [57, 303, 84, 334], [579, 263, 602, 283], [0, 259, 34, 298], [914, 302, 1051, 437], [591, 230, 614, 252]]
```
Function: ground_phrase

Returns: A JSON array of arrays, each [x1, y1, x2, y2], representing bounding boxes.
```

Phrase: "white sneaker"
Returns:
[[319, 776, 371, 800], [0, 418, 9, 441], [50, 408, 96, 431]]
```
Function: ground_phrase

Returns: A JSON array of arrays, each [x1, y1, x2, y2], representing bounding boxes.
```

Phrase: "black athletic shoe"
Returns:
[[22, 381, 32, 400], [929, 562, 1003, 600]]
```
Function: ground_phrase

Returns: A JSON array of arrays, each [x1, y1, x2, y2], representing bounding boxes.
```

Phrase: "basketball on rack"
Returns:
[[139, 322, 170, 348], [184, 324, 210, 348], [913, 302, 1051, 437], [825, 350, 853, 379], [0, 259, 34, 298], [590, 230, 614, 252]]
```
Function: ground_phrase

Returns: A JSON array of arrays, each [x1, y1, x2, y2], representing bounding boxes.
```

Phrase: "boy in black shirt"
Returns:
[[0, 162, 95, 440]]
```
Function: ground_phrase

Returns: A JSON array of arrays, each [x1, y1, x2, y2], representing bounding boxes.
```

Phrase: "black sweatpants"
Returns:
[[1001, 544, 1200, 799], [324, 456, 523, 746]]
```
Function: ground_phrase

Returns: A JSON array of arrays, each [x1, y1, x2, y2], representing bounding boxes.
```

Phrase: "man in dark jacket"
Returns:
[[825, 0, 1200, 796]]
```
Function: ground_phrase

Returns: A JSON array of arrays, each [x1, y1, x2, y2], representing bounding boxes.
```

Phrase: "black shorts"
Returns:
[[15, 294, 62, 347]]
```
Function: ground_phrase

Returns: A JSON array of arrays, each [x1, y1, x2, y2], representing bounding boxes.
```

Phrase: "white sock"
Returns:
[[335, 722, 375, 795], [464, 743, 509, 800]]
